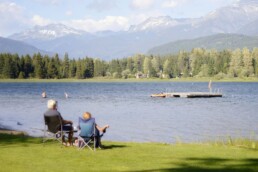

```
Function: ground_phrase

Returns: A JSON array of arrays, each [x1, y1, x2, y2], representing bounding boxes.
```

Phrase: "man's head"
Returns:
[[47, 99, 57, 109]]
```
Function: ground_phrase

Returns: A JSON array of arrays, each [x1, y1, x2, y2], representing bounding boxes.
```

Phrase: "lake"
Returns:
[[0, 81, 257, 143]]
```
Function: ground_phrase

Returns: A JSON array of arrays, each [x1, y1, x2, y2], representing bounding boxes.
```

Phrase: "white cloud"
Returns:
[[0, 2, 23, 20], [162, 0, 179, 8], [87, 0, 117, 11], [65, 16, 129, 32], [31, 15, 51, 26], [33, 0, 61, 5], [65, 10, 73, 16], [131, 0, 154, 9], [0, 2, 29, 36]]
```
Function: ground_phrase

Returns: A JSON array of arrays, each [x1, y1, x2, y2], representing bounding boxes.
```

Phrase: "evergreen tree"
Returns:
[[62, 53, 70, 78], [24, 55, 33, 78], [53, 54, 61, 78], [47, 58, 58, 78], [84, 57, 94, 78], [190, 48, 205, 76], [242, 47, 253, 77], [133, 54, 143, 73], [143, 57, 151, 75], [2, 54, 15, 78], [126, 57, 133, 72], [252, 48, 258, 76], [0, 54, 5, 77], [151, 57, 161, 74], [109, 59, 121, 76], [178, 51, 190, 77], [94, 59, 107, 77], [163, 59, 172, 78], [11, 53, 20, 78], [33, 53, 45, 79], [69, 59, 76, 78], [229, 49, 242, 77], [76, 59, 83, 79], [216, 50, 231, 75]]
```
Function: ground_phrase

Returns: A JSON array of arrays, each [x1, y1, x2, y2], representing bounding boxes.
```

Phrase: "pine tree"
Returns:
[[2, 54, 15, 78], [62, 53, 70, 78], [47, 58, 58, 78], [143, 57, 151, 75], [94, 59, 107, 77], [33, 53, 45, 79], [24, 55, 33, 78], [242, 47, 253, 77], [163, 59, 172, 78], [252, 48, 258, 76], [126, 57, 133, 73], [76, 59, 83, 79], [84, 57, 94, 78], [0, 54, 4, 77], [69, 59, 76, 78], [229, 49, 242, 77]]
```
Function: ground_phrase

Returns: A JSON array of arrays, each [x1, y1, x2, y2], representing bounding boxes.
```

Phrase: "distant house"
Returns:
[[135, 72, 148, 79]]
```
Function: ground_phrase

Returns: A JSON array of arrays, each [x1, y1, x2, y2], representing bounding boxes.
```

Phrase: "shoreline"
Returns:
[[0, 125, 28, 135], [0, 77, 258, 83]]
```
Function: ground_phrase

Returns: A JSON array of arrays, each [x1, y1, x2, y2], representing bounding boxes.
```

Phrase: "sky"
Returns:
[[0, 0, 238, 37]]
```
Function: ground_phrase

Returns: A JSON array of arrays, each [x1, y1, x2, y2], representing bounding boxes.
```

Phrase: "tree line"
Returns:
[[0, 47, 258, 79]]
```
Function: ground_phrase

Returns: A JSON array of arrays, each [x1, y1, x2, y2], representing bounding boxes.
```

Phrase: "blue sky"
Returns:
[[0, 0, 238, 36]]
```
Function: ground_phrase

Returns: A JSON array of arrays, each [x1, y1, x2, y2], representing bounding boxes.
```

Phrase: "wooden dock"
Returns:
[[151, 92, 222, 98]]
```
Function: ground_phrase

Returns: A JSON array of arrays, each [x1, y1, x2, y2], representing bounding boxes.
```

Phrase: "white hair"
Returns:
[[47, 99, 57, 109]]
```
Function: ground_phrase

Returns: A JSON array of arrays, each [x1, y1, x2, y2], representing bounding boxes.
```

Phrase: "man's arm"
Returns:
[[62, 119, 73, 125], [58, 112, 73, 125]]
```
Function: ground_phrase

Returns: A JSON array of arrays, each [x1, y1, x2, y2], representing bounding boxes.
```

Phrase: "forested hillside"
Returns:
[[148, 34, 258, 55], [0, 47, 258, 79]]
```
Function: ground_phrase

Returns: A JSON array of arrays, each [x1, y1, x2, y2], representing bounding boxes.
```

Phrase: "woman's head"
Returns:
[[83, 112, 92, 120]]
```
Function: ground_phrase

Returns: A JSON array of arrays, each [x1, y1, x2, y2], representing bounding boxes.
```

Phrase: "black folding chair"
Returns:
[[43, 115, 69, 144]]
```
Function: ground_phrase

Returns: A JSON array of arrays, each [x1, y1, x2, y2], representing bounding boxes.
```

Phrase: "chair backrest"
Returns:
[[44, 115, 62, 133], [79, 117, 95, 138]]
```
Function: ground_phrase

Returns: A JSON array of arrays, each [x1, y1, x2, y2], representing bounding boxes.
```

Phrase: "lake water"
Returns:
[[0, 82, 258, 143]]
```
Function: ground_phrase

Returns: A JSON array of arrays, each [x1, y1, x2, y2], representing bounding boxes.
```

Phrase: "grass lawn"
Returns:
[[0, 134, 258, 172]]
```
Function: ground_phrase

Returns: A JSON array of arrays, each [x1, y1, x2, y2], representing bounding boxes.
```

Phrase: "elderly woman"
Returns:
[[77, 112, 109, 148], [83, 112, 109, 133]]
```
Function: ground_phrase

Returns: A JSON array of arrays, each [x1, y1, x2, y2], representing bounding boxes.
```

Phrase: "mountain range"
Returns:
[[0, 37, 49, 56], [1, 0, 258, 60], [148, 34, 258, 55]]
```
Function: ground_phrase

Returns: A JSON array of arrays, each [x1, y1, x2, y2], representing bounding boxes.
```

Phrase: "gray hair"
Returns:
[[47, 99, 57, 109]]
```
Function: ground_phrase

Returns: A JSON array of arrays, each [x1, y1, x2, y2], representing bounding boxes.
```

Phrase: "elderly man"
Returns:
[[44, 99, 73, 146]]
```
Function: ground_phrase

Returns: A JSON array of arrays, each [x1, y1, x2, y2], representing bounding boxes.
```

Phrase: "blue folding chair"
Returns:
[[77, 117, 97, 151]]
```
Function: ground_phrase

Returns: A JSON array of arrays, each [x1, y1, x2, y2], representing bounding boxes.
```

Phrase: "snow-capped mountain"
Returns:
[[9, 23, 86, 41], [6, 0, 258, 59], [196, 0, 258, 33], [128, 16, 193, 32], [129, 0, 258, 34]]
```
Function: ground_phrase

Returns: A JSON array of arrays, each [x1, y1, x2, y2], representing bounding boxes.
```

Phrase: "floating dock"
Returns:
[[151, 92, 222, 98]]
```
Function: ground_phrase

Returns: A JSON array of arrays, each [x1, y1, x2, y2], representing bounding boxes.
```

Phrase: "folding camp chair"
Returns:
[[43, 115, 70, 144], [77, 117, 98, 151]]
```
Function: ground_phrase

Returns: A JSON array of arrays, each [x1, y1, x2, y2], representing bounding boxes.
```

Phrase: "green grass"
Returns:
[[0, 134, 258, 172]]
